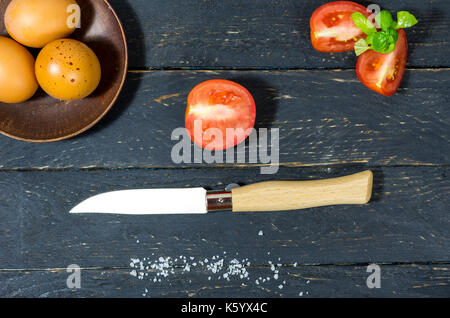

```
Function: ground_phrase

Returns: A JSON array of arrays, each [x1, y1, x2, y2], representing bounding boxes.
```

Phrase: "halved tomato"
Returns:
[[310, 1, 371, 52], [185, 79, 256, 150], [356, 29, 407, 96]]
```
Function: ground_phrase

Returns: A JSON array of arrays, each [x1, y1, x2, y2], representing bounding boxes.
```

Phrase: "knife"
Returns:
[[70, 170, 373, 214]]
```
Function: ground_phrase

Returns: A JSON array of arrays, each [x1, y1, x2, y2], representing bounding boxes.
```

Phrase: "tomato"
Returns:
[[356, 29, 407, 96], [310, 1, 370, 52], [185, 79, 256, 151]]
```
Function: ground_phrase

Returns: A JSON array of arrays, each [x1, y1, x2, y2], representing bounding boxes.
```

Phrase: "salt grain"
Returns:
[[129, 250, 307, 297]]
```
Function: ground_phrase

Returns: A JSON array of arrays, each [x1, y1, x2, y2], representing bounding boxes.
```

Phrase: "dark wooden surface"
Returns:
[[0, 0, 449, 298]]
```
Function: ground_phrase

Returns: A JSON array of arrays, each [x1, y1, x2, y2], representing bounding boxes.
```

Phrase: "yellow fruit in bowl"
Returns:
[[4, 0, 80, 48], [0, 36, 38, 103], [35, 39, 102, 101]]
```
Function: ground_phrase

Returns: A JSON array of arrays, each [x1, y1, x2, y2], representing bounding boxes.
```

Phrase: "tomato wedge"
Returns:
[[310, 1, 370, 52], [356, 29, 407, 97], [185, 79, 256, 150]]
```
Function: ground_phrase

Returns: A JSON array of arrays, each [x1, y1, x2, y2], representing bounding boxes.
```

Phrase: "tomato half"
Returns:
[[310, 1, 370, 52], [185, 79, 256, 151], [356, 29, 407, 97]]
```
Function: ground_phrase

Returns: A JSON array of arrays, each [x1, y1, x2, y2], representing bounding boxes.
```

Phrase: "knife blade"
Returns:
[[70, 170, 373, 215]]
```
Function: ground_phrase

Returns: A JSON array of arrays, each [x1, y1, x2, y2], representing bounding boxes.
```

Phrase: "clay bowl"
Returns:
[[0, 0, 128, 142]]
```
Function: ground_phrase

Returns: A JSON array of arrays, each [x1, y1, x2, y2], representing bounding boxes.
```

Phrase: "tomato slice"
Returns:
[[185, 79, 256, 150], [356, 29, 407, 97], [310, 1, 370, 52]]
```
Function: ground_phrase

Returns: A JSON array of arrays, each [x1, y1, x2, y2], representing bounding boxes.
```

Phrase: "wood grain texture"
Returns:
[[0, 166, 448, 270], [108, 0, 450, 69], [232, 170, 373, 212], [1, 264, 448, 297], [0, 69, 448, 169], [0, 0, 449, 298]]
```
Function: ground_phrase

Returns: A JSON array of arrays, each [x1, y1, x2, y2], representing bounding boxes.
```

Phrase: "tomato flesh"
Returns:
[[310, 1, 370, 52], [185, 79, 256, 150], [356, 29, 407, 96]]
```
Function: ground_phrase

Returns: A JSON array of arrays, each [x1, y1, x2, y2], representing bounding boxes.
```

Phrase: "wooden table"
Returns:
[[0, 0, 448, 298]]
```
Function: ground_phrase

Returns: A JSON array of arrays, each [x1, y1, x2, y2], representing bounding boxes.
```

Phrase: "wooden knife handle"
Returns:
[[231, 170, 373, 212]]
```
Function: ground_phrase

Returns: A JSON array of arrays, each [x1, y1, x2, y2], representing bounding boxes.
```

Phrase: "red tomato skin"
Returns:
[[185, 79, 256, 151], [356, 29, 408, 97], [310, 1, 371, 53]]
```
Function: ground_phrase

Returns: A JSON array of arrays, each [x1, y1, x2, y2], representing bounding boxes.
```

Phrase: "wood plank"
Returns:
[[109, 0, 450, 69], [1, 0, 448, 300], [0, 69, 448, 169], [1, 264, 448, 297], [0, 166, 448, 270]]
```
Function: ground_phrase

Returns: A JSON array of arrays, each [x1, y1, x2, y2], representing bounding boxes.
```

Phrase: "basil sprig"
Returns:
[[395, 11, 419, 29], [352, 10, 418, 56]]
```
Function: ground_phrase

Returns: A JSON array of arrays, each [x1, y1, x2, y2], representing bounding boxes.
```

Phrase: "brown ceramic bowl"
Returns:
[[0, 0, 128, 142]]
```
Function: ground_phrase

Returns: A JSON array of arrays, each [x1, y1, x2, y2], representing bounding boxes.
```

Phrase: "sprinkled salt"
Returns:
[[129, 249, 301, 297]]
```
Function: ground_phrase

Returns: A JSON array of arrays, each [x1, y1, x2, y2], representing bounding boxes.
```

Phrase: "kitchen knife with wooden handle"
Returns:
[[70, 170, 373, 215]]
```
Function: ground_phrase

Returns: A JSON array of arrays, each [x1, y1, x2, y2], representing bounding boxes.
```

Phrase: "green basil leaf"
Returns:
[[397, 11, 418, 29], [352, 12, 377, 35], [354, 38, 372, 56], [365, 33, 375, 46], [387, 28, 399, 44], [375, 10, 394, 31], [371, 31, 391, 53], [385, 42, 396, 54]]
